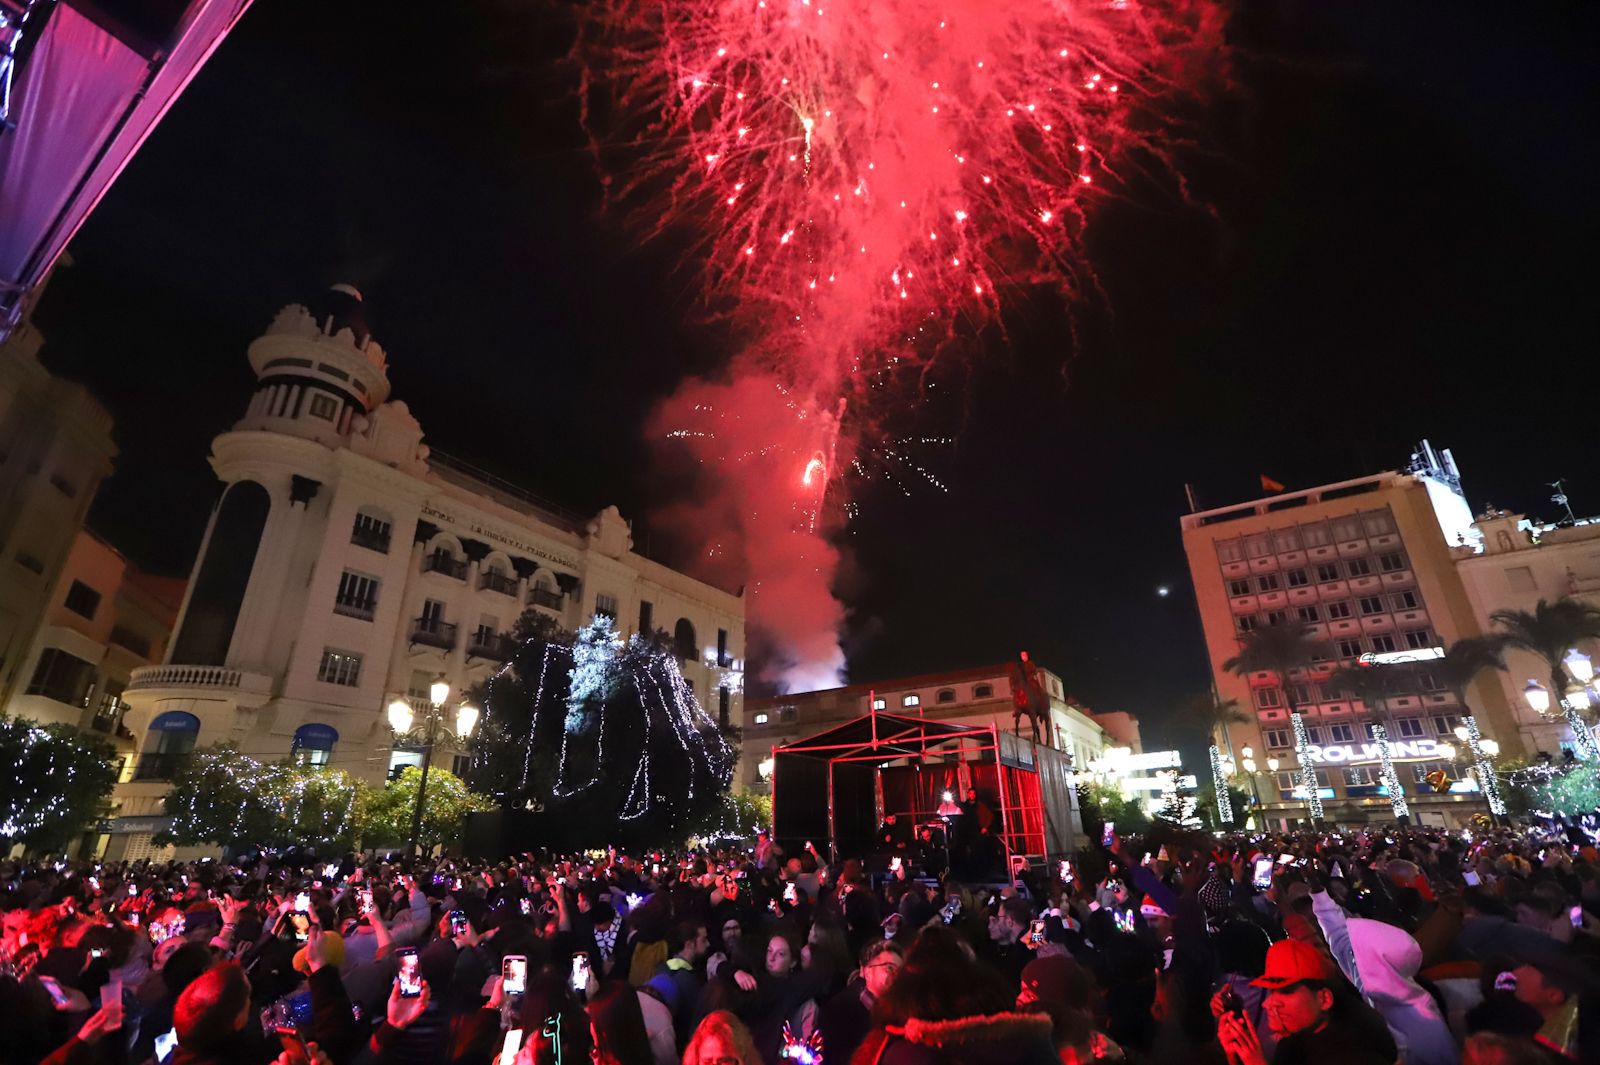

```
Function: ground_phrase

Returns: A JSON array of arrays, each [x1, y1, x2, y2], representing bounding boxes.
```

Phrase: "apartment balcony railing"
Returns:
[[333, 595, 377, 621], [528, 587, 564, 610], [133, 752, 189, 781], [411, 617, 458, 650], [127, 665, 267, 693], [479, 571, 519, 596], [423, 553, 468, 580], [351, 526, 392, 553], [467, 630, 516, 661]]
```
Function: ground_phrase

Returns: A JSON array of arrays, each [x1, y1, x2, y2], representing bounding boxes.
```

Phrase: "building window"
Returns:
[[1370, 634, 1397, 653], [1316, 564, 1340, 583], [1286, 569, 1309, 587], [291, 724, 338, 767], [638, 599, 654, 634], [1255, 687, 1283, 709], [1326, 601, 1352, 619], [1396, 717, 1425, 738], [334, 570, 379, 620], [718, 686, 731, 728], [389, 748, 425, 779], [1345, 766, 1378, 786], [937, 688, 957, 703], [1379, 553, 1405, 572], [63, 580, 101, 620], [351, 511, 392, 553], [973, 684, 993, 698], [1274, 531, 1301, 552], [1257, 574, 1280, 592], [595, 593, 618, 620], [450, 754, 472, 777], [1432, 714, 1460, 736], [1400, 628, 1431, 649], [1264, 728, 1291, 749], [25, 648, 96, 705], [1297, 606, 1320, 622], [1329, 724, 1355, 743], [902, 694, 921, 708], [1414, 669, 1444, 691], [1304, 727, 1324, 744], [1246, 535, 1271, 558], [1302, 524, 1330, 547], [317, 648, 362, 687], [1217, 540, 1244, 563], [1276, 771, 1298, 792], [1237, 615, 1258, 633], [1337, 638, 1363, 658], [1412, 761, 1455, 784], [717, 628, 731, 667], [1392, 590, 1420, 610], [872, 697, 886, 710], [673, 619, 696, 661], [1266, 610, 1286, 626], [1332, 519, 1362, 541], [1291, 683, 1315, 704], [308, 393, 338, 421], [135, 711, 200, 780], [1359, 596, 1384, 615], [1363, 512, 1395, 535], [1229, 579, 1250, 597], [754, 713, 769, 725], [1346, 557, 1372, 577]]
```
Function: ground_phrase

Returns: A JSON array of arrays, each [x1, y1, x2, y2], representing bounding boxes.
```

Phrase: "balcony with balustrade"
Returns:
[[411, 617, 458, 651]]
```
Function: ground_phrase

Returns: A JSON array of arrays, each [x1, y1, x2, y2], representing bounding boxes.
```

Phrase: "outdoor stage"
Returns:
[[770, 712, 1083, 872]]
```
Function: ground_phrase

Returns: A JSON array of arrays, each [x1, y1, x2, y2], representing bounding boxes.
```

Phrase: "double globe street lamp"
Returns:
[[387, 675, 478, 858], [1228, 747, 1279, 814], [1521, 647, 1600, 762]]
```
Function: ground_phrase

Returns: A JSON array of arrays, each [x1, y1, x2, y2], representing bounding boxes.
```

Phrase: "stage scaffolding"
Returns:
[[770, 711, 1081, 872]]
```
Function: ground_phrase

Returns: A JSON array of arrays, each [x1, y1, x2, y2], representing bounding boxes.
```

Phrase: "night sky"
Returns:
[[31, 0, 1598, 752]]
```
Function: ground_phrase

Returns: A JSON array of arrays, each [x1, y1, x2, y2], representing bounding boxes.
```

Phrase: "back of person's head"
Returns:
[[1462, 1031, 1553, 1065], [1213, 919, 1270, 977], [668, 918, 704, 957], [872, 925, 1011, 1026], [174, 962, 250, 1052], [161, 941, 215, 997], [590, 900, 617, 928], [520, 970, 591, 1065], [588, 981, 652, 1065], [684, 1010, 762, 1065]]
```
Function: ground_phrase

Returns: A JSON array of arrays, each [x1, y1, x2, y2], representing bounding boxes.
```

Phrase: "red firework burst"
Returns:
[[578, 0, 1226, 390]]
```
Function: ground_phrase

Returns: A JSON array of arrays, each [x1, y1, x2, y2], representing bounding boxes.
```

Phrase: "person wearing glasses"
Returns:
[[820, 940, 904, 1065]]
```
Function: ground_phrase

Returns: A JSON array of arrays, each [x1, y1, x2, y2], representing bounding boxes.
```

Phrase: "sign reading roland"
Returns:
[[1304, 738, 1441, 764], [1358, 646, 1445, 665]]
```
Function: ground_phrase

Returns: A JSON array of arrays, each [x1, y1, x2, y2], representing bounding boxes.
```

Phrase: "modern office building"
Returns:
[[0, 318, 117, 712], [1180, 443, 1524, 829], [742, 660, 1140, 793], [115, 285, 745, 858]]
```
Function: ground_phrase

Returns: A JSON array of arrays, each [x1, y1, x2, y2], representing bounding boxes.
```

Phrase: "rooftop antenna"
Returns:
[[1550, 479, 1577, 525]]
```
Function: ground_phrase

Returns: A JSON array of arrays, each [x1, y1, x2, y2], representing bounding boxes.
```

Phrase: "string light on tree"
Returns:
[[1289, 712, 1324, 822], [1208, 744, 1234, 825]]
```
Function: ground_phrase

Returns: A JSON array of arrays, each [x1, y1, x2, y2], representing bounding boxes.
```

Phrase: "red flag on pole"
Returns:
[[1260, 474, 1286, 493]]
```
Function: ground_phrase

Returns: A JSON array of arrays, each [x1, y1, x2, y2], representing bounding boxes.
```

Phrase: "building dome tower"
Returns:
[[236, 284, 391, 446]]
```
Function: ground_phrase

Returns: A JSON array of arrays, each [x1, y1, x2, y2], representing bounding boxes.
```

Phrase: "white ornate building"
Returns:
[[113, 285, 745, 858]]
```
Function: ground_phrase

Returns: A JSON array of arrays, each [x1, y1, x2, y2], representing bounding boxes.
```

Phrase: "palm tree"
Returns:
[[1432, 635, 1511, 817], [1182, 691, 1249, 756], [1490, 598, 1600, 762], [1328, 662, 1413, 822], [1223, 621, 1329, 822], [1182, 690, 1250, 826]]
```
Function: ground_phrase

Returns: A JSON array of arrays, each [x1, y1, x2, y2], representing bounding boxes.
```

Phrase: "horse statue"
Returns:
[[1009, 651, 1049, 744]]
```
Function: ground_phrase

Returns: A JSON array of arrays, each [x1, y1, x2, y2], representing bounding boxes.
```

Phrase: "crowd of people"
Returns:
[[1, 822, 1595, 1065]]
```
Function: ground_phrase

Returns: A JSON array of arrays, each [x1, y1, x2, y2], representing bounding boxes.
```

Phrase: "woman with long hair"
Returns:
[[682, 1011, 763, 1065], [588, 981, 655, 1065]]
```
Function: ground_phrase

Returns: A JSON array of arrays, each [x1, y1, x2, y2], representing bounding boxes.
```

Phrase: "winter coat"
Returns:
[[853, 1011, 1059, 1065]]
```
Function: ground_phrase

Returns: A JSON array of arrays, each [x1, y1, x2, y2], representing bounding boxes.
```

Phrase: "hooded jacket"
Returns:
[[854, 1011, 1059, 1065], [1344, 918, 1456, 1065]]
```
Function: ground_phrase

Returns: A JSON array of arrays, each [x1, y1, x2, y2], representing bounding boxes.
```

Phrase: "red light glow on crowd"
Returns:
[[578, 1, 1226, 689]]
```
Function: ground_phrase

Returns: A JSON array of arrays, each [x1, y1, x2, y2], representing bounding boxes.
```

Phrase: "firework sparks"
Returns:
[[578, 1, 1225, 687]]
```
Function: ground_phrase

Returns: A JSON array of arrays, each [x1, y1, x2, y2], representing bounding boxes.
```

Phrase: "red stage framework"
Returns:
[[770, 711, 1081, 871]]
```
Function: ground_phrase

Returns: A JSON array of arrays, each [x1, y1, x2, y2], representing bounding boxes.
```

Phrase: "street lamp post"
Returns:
[[1237, 746, 1263, 809], [1523, 651, 1600, 762], [387, 675, 478, 859]]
